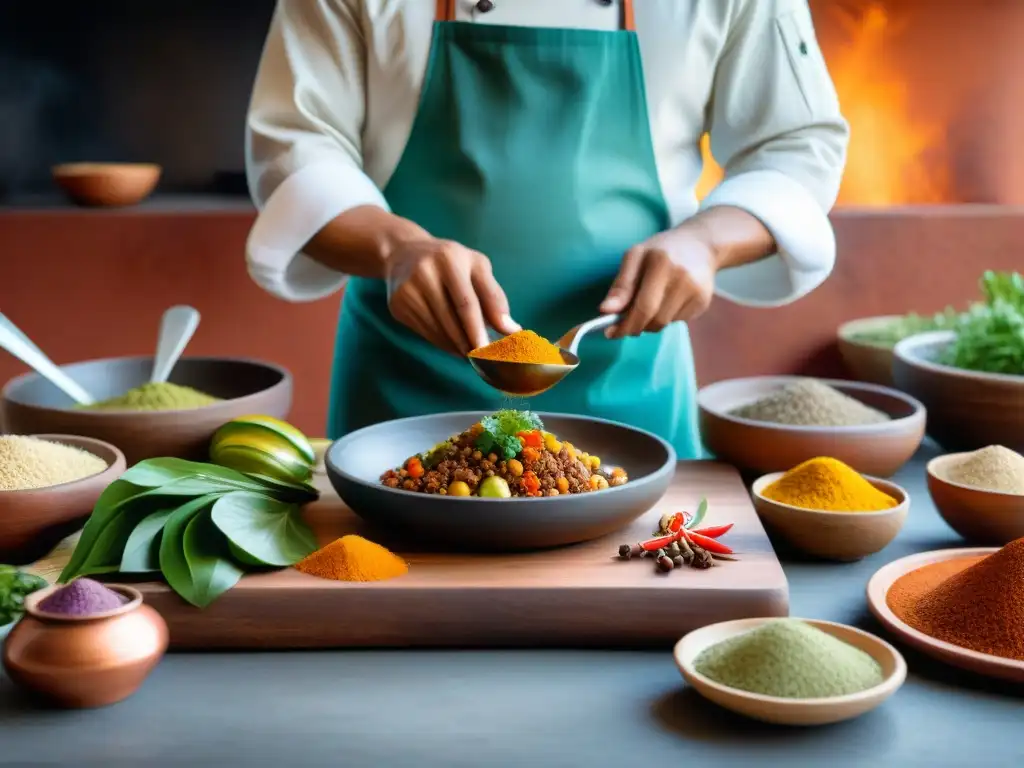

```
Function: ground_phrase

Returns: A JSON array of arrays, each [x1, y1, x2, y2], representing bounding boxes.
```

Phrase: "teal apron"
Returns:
[[328, 0, 703, 459]]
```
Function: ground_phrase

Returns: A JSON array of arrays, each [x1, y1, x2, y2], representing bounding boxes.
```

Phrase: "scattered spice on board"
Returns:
[[761, 457, 898, 512], [938, 445, 1024, 495], [294, 535, 408, 582], [468, 330, 564, 365], [0, 436, 108, 491], [694, 619, 884, 699], [617, 500, 737, 573], [81, 381, 220, 411], [887, 538, 1024, 661], [38, 578, 126, 616], [729, 379, 890, 427]]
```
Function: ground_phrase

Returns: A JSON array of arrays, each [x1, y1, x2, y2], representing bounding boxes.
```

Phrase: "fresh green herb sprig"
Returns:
[[474, 409, 544, 459], [848, 309, 960, 348], [0, 565, 48, 626], [59, 458, 320, 608], [941, 271, 1024, 376]]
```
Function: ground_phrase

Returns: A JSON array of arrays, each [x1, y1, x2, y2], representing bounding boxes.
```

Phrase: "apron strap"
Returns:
[[435, 0, 636, 31]]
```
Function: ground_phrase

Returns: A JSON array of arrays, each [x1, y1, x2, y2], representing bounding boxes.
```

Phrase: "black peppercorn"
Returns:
[[476, 0, 495, 12], [618, 544, 632, 560]]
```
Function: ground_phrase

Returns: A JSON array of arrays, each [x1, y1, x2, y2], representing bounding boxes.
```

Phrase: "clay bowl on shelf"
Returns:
[[925, 453, 1024, 545], [2, 584, 168, 708], [697, 376, 926, 478], [750, 473, 909, 561], [673, 617, 907, 726], [0, 435, 126, 564], [2, 356, 291, 465], [325, 411, 675, 551], [837, 315, 902, 387], [52, 163, 161, 207], [893, 331, 1024, 453]]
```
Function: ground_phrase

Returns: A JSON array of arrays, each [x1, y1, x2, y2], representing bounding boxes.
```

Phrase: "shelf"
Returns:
[[0, 194, 256, 215]]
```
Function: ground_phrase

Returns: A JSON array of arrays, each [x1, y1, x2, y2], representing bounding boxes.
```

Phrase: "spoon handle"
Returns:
[[150, 305, 200, 384], [0, 312, 95, 405], [566, 314, 620, 356]]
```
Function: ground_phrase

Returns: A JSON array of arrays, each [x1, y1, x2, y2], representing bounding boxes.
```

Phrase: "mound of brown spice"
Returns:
[[887, 538, 1024, 661]]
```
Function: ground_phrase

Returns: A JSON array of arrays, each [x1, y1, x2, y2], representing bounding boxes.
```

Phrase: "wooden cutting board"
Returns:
[[131, 461, 789, 649]]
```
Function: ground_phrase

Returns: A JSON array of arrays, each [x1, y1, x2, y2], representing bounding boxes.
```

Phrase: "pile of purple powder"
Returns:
[[38, 578, 126, 616]]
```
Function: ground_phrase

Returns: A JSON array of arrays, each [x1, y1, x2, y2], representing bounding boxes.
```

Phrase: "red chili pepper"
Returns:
[[691, 523, 733, 539], [640, 531, 682, 552], [686, 531, 733, 555], [667, 513, 685, 533]]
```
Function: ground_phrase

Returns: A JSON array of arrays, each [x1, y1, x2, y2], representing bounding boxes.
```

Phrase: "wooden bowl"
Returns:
[[751, 473, 909, 561], [673, 617, 907, 726], [2, 356, 292, 465], [926, 453, 1024, 545], [837, 316, 901, 387], [893, 331, 1024, 453], [697, 376, 926, 478], [0, 435, 126, 564], [52, 163, 161, 207]]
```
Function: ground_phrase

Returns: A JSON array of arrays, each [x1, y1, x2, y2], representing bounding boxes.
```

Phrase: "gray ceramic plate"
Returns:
[[325, 412, 676, 551]]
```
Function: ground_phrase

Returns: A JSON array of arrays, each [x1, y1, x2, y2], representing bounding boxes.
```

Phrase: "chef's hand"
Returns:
[[386, 237, 521, 356], [599, 226, 717, 339]]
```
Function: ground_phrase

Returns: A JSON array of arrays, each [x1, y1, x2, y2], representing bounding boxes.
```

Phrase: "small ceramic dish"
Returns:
[[52, 162, 161, 207], [837, 315, 902, 387], [1, 584, 169, 708], [926, 454, 1024, 545], [697, 376, 926, 478], [673, 617, 906, 726], [866, 547, 1024, 683], [750, 473, 909, 561]]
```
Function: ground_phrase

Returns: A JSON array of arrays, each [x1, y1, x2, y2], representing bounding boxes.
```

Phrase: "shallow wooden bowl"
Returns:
[[751, 473, 909, 561], [697, 376, 926, 478], [0, 435, 126, 564], [837, 316, 901, 387], [893, 331, 1024, 453], [926, 453, 1024, 545], [2, 356, 292, 465], [52, 162, 161, 207], [673, 617, 906, 726]]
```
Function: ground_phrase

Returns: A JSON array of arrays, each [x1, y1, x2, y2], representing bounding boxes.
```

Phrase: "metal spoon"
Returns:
[[468, 314, 620, 397], [0, 312, 95, 405], [150, 305, 200, 384]]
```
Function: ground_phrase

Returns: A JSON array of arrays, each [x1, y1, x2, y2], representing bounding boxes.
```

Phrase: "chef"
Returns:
[[244, 0, 848, 458]]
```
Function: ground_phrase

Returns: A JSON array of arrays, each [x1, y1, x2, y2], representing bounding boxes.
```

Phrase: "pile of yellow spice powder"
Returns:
[[294, 535, 408, 582], [0, 435, 108, 491]]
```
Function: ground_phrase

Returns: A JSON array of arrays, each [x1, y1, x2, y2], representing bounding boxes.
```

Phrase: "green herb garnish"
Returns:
[[0, 565, 48, 626], [848, 309, 960, 348], [474, 409, 544, 459], [941, 271, 1024, 376]]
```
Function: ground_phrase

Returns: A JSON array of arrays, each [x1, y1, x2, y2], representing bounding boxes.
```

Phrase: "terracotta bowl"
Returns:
[[925, 453, 1024, 545], [836, 316, 901, 387], [893, 331, 1024, 453], [52, 162, 161, 207], [751, 473, 909, 561], [0, 435, 126, 564], [2, 356, 292, 466], [697, 376, 926, 478]]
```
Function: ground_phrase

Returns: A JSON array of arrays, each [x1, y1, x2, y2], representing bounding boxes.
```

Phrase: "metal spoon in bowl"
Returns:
[[0, 312, 95, 405], [468, 314, 620, 397], [150, 305, 200, 384]]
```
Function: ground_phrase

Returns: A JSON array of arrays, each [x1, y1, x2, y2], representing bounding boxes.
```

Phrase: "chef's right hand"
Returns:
[[385, 238, 521, 356]]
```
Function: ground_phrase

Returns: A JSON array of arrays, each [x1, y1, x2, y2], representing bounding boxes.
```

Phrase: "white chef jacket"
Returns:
[[245, 0, 849, 308]]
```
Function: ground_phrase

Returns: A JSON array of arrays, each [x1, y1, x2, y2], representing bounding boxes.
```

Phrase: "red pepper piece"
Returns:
[[517, 430, 544, 449], [640, 532, 682, 552], [691, 523, 733, 539], [686, 531, 733, 555], [667, 513, 685, 533]]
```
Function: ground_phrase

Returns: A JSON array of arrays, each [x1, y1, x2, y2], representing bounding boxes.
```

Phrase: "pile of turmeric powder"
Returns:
[[468, 330, 564, 365], [761, 457, 898, 512], [293, 535, 408, 582]]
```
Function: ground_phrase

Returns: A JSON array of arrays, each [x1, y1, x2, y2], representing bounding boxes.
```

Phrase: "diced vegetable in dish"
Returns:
[[380, 410, 628, 497]]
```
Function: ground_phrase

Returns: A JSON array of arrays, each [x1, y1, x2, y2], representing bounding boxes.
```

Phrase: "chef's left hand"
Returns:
[[599, 225, 717, 339]]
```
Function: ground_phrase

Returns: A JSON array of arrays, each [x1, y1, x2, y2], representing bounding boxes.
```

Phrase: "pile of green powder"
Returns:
[[729, 380, 890, 428], [694, 619, 884, 699], [81, 382, 221, 412]]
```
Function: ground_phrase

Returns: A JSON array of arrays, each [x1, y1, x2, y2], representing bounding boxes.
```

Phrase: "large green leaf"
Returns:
[[120, 508, 176, 573], [59, 479, 148, 581], [210, 491, 317, 567], [182, 511, 245, 608], [158, 494, 223, 606], [120, 458, 269, 491]]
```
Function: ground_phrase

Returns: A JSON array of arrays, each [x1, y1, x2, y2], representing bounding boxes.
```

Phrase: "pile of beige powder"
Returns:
[[941, 445, 1024, 495], [729, 379, 891, 428], [0, 435, 108, 491]]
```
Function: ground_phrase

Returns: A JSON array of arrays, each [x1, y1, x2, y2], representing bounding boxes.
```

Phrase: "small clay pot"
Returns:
[[52, 163, 161, 207], [2, 584, 168, 708]]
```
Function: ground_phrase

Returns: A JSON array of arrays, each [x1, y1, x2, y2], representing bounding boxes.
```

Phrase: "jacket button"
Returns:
[[476, 0, 495, 11]]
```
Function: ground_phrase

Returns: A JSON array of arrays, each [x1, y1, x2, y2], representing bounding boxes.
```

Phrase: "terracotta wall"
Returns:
[[1, 206, 1021, 436]]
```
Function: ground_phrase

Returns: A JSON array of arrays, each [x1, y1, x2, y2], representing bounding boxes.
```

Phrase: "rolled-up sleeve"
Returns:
[[245, 0, 389, 303], [700, 0, 849, 307]]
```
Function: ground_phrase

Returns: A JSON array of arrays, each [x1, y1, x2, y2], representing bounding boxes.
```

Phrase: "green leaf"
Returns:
[[474, 409, 543, 460], [159, 494, 223, 606], [686, 498, 709, 530], [120, 508, 176, 573], [0, 566, 48, 626], [120, 458, 268, 491], [243, 473, 320, 504], [182, 510, 245, 608], [59, 479, 149, 582], [210, 491, 317, 567]]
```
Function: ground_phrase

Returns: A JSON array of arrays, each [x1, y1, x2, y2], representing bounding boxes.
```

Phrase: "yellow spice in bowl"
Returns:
[[762, 457, 898, 512]]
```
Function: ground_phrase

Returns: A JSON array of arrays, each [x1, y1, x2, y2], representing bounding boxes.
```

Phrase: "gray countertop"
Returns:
[[2, 443, 1021, 767]]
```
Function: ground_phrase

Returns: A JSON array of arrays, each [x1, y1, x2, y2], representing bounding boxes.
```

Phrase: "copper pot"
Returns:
[[2, 584, 168, 708]]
